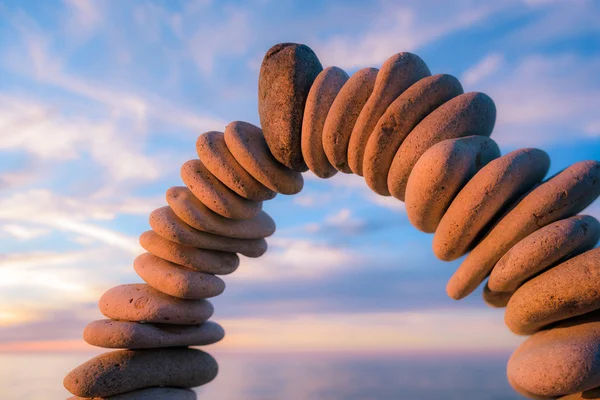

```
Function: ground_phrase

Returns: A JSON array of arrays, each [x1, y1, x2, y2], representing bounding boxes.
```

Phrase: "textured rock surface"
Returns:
[[224, 121, 303, 194], [433, 148, 550, 261], [181, 158, 262, 220], [139, 230, 239, 275], [133, 252, 226, 299], [64, 348, 217, 398], [364, 74, 464, 196], [322, 67, 378, 173], [405, 136, 500, 233], [258, 43, 323, 171], [84, 319, 224, 349], [301, 66, 348, 178], [99, 284, 214, 324], [489, 215, 600, 292], [347, 52, 430, 176], [166, 186, 275, 239], [149, 206, 267, 258], [68, 387, 197, 400], [388, 92, 497, 201], [505, 248, 600, 335], [448, 160, 600, 300], [508, 316, 600, 397], [196, 131, 276, 201]]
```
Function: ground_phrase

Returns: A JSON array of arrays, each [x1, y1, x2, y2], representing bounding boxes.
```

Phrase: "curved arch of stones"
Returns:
[[64, 43, 600, 400]]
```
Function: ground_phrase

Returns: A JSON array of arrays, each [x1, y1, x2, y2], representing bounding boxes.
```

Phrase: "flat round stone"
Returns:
[[166, 186, 275, 239], [224, 121, 303, 194], [405, 136, 500, 233], [447, 160, 600, 300], [489, 215, 600, 292], [322, 67, 378, 173], [301, 66, 348, 178], [196, 131, 276, 201], [363, 74, 464, 196], [64, 348, 217, 398], [258, 43, 323, 171], [433, 148, 550, 261], [149, 206, 267, 258], [505, 247, 600, 335], [83, 319, 224, 349], [181, 158, 262, 220], [134, 253, 226, 300], [99, 284, 214, 324], [347, 52, 430, 176], [560, 388, 600, 399], [68, 387, 197, 400], [388, 92, 497, 201], [482, 282, 513, 308], [140, 230, 239, 275], [508, 316, 600, 397]]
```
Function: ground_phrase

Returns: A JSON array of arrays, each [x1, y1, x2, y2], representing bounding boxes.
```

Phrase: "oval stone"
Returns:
[[181, 158, 262, 220], [149, 206, 267, 258], [447, 160, 600, 300], [560, 388, 600, 399], [258, 43, 323, 171], [196, 131, 276, 201], [433, 148, 550, 261], [83, 319, 224, 349], [64, 348, 217, 398], [301, 66, 349, 178], [134, 253, 225, 300], [68, 387, 197, 400], [140, 230, 239, 275], [322, 67, 378, 173], [99, 284, 214, 324], [224, 121, 303, 194], [508, 316, 600, 397], [364, 74, 464, 196], [482, 282, 513, 308], [388, 92, 497, 201], [405, 136, 500, 233], [166, 186, 275, 239], [489, 215, 600, 292], [347, 52, 430, 176], [505, 247, 600, 335]]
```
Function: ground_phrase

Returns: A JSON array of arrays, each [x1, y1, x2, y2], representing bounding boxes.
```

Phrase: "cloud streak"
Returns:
[[315, 1, 507, 68]]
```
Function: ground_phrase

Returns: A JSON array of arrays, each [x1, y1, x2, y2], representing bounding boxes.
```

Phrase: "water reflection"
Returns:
[[0, 351, 521, 399]]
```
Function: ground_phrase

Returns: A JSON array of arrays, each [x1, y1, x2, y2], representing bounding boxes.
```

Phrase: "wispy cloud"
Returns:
[[303, 209, 366, 234], [315, 1, 506, 68], [461, 53, 504, 87], [0, 189, 154, 253], [0, 247, 135, 329], [0, 95, 162, 183], [1, 224, 50, 240], [231, 237, 361, 282], [476, 54, 600, 146], [2, 11, 226, 134], [188, 8, 253, 75], [63, 0, 103, 39]]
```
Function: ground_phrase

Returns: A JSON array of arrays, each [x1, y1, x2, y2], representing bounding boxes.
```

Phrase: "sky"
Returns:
[[0, 0, 599, 357]]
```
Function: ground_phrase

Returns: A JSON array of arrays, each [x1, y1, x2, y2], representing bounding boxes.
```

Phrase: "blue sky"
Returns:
[[0, 0, 599, 353]]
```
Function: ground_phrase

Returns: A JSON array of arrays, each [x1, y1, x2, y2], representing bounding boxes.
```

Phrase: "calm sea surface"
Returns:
[[0, 351, 523, 399]]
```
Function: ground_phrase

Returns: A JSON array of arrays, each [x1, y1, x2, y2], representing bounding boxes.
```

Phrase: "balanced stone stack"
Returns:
[[65, 42, 600, 399]]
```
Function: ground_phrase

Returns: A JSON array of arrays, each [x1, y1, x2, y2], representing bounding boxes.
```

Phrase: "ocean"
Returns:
[[0, 351, 522, 399]]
